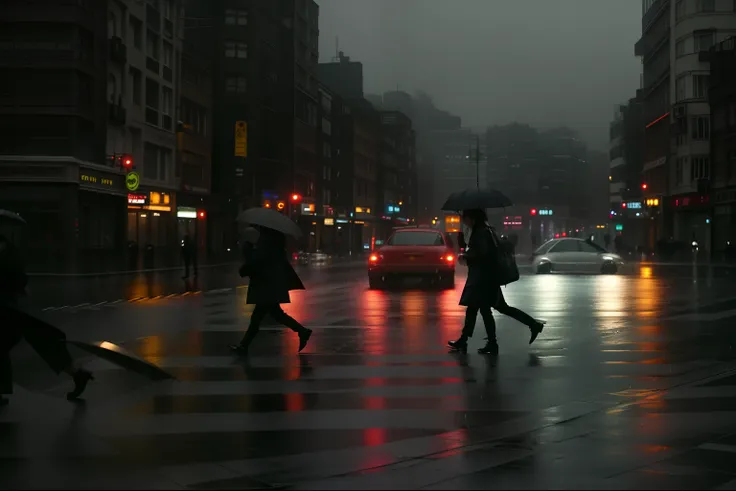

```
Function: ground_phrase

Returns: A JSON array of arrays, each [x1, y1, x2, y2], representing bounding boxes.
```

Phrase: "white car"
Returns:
[[531, 238, 624, 274]]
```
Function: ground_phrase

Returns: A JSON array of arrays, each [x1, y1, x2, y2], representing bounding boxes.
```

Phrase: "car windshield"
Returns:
[[387, 231, 444, 246]]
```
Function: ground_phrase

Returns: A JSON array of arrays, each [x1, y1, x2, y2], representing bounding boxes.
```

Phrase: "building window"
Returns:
[[145, 78, 159, 109], [690, 156, 710, 181], [225, 76, 246, 93], [691, 116, 710, 140], [697, 0, 715, 12], [693, 74, 710, 99], [130, 16, 142, 49], [146, 31, 159, 59], [322, 118, 331, 135], [694, 31, 715, 52], [162, 41, 173, 67], [224, 41, 247, 59], [225, 9, 248, 25], [162, 0, 172, 19], [676, 0, 685, 19], [129, 67, 142, 105], [676, 76, 687, 101], [162, 87, 172, 116], [675, 39, 686, 57]]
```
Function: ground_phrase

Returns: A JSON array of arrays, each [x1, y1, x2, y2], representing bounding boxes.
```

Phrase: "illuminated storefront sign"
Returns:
[[127, 194, 147, 205], [324, 218, 335, 226], [79, 169, 121, 192], [538, 209, 553, 216], [645, 198, 660, 207], [355, 206, 371, 214], [625, 202, 642, 209], [177, 207, 197, 219]]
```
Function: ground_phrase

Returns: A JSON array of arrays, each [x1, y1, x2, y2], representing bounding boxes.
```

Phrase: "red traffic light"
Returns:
[[198, 211, 206, 219], [641, 183, 648, 190], [530, 208, 537, 216], [122, 154, 133, 168], [291, 193, 301, 203]]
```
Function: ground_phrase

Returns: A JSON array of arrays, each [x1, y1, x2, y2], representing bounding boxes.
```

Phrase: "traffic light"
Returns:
[[641, 183, 648, 190], [530, 208, 537, 216], [291, 193, 302, 203], [122, 154, 133, 169]]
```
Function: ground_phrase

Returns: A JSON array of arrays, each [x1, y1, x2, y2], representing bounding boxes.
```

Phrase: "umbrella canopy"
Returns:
[[67, 340, 175, 381], [0, 209, 26, 225], [441, 188, 513, 211], [237, 207, 302, 238]]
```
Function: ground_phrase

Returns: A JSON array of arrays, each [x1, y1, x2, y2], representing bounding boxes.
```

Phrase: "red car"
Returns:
[[368, 227, 456, 289]]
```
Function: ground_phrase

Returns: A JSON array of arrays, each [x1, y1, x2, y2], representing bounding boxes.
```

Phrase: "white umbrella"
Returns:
[[237, 207, 302, 238]]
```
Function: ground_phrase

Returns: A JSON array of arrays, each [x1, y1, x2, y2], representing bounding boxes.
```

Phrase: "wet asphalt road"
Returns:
[[4, 268, 736, 489], [24, 259, 736, 309]]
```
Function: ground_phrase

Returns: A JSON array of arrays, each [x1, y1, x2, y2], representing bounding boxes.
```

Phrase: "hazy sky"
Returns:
[[317, 0, 642, 150]]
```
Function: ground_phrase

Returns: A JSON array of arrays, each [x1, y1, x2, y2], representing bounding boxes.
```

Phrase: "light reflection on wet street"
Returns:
[[4, 269, 736, 489]]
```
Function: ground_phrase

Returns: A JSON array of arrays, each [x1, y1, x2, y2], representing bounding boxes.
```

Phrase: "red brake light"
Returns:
[[444, 255, 454, 263], [369, 254, 379, 262]]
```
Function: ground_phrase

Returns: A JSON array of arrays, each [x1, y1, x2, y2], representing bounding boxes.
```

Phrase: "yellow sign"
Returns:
[[126, 172, 140, 191], [324, 218, 334, 226], [646, 198, 660, 207], [355, 207, 371, 214], [234, 121, 247, 157]]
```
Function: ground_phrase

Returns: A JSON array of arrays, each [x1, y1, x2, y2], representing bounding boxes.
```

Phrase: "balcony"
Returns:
[[109, 36, 127, 64], [109, 103, 126, 125]]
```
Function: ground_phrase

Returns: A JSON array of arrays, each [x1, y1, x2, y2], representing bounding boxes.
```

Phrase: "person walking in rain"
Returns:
[[181, 233, 196, 279], [231, 226, 312, 355], [448, 209, 545, 355], [0, 233, 93, 405]]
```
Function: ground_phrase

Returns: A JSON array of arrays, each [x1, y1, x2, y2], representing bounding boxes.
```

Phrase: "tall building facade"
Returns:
[[636, 0, 736, 248], [109, 0, 185, 267], [0, 0, 126, 273], [707, 36, 736, 257]]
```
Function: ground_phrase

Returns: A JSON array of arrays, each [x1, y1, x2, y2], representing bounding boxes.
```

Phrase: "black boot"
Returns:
[[478, 339, 499, 355], [298, 329, 312, 352], [66, 369, 93, 401], [529, 321, 545, 344], [448, 337, 468, 352]]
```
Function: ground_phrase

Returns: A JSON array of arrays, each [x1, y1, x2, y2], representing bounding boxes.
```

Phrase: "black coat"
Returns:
[[0, 240, 27, 305], [459, 224, 498, 307], [239, 229, 304, 305]]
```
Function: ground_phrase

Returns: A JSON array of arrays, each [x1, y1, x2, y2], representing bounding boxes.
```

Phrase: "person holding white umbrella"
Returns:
[[231, 208, 312, 355]]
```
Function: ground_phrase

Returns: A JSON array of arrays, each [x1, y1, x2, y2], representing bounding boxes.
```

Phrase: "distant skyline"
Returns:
[[317, 0, 642, 151]]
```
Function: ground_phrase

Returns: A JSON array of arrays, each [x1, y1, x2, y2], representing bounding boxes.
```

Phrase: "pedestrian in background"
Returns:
[[231, 226, 312, 355], [181, 234, 196, 279], [0, 234, 93, 405]]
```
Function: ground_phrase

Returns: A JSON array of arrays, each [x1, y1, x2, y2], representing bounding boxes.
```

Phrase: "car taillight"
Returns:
[[369, 254, 379, 262], [441, 255, 455, 263]]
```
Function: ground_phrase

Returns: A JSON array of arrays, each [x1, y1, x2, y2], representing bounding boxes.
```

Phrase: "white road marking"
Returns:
[[698, 443, 736, 454]]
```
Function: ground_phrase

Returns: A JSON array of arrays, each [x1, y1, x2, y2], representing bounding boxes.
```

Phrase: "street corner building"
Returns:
[[0, 0, 215, 273]]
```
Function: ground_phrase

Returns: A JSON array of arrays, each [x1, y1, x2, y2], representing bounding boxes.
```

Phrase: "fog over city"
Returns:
[[318, 0, 642, 150]]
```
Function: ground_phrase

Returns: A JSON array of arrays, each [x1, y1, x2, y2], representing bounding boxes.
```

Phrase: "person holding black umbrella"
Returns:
[[448, 209, 544, 355], [230, 221, 312, 355]]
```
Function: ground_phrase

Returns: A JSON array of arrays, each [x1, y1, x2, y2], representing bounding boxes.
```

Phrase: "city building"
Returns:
[[109, 0, 184, 267], [0, 0, 126, 273], [609, 99, 648, 249], [177, 0, 214, 258], [707, 36, 736, 256], [377, 110, 416, 238], [636, 0, 736, 247], [486, 124, 591, 252]]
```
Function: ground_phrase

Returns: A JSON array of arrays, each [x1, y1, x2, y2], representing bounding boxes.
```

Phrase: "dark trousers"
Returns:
[[183, 254, 197, 277], [1, 304, 73, 394], [240, 304, 305, 346], [461, 288, 537, 341]]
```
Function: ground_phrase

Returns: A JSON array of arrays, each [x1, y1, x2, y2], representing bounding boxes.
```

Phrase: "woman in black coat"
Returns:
[[231, 226, 312, 355], [448, 209, 544, 355]]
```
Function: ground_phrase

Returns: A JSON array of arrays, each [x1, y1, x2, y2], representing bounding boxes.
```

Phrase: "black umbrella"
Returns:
[[441, 188, 513, 211]]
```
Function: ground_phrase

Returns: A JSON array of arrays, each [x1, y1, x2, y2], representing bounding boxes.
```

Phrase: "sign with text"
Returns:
[[234, 121, 248, 157], [79, 169, 122, 192], [125, 171, 140, 191], [127, 193, 147, 205], [539, 209, 553, 216]]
